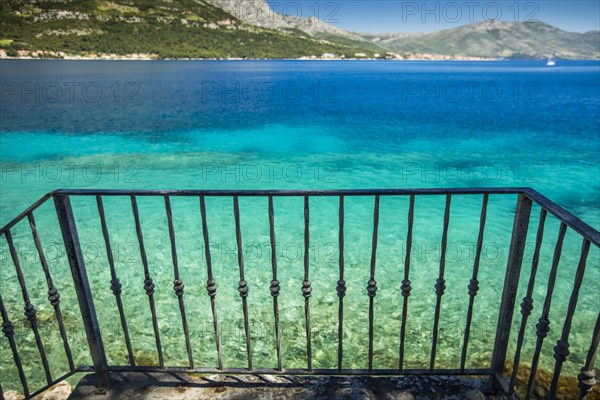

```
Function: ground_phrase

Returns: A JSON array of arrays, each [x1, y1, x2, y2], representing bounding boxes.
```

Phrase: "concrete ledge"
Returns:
[[68, 372, 508, 399]]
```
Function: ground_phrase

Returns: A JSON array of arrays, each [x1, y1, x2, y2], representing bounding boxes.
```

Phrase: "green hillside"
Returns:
[[0, 0, 375, 58]]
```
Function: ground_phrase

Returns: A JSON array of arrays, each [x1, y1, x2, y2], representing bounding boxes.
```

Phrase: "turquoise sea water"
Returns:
[[0, 60, 599, 395]]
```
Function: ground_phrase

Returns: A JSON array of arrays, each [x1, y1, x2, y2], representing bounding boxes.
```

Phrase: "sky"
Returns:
[[265, 0, 600, 33]]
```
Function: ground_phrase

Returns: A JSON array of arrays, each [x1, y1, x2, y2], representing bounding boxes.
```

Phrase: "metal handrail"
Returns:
[[0, 187, 598, 400], [3, 188, 598, 246]]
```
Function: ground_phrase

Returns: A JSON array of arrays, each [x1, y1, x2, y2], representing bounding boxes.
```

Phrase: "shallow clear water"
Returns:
[[0, 60, 598, 394]]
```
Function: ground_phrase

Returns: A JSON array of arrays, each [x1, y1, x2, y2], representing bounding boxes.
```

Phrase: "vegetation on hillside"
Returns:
[[0, 0, 376, 58]]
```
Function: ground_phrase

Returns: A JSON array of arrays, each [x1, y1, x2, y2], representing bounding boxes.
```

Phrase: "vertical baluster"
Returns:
[[337, 195, 346, 372], [579, 312, 600, 399], [54, 194, 109, 392], [302, 196, 313, 372], [199, 196, 223, 370], [27, 212, 75, 371], [508, 208, 547, 395], [233, 196, 253, 371], [525, 222, 567, 400], [268, 196, 282, 371], [491, 194, 532, 390], [96, 196, 135, 367], [430, 194, 451, 371], [131, 196, 164, 369], [547, 239, 591, 399], [399, 194, 415, 371], [367, 196, 380, 372], [0, 292, 29, 397], [164, 196, 194, 369], [460, 194, 489, 371], [5, 230, 52, 385]]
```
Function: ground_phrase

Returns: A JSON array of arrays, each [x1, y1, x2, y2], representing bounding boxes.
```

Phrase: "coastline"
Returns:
[[2, 50, 597, 62], [0, 49, 501, 62], [3, 54, 597, 62], [0, 57, 503, 61]]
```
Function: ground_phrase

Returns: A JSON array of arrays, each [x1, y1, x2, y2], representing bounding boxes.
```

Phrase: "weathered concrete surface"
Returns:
[[5, 381, 72, 400], [67, 372, 507, 399]]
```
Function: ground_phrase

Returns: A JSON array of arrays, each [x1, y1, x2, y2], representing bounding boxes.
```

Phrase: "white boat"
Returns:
[[547, 51, 556, 66]]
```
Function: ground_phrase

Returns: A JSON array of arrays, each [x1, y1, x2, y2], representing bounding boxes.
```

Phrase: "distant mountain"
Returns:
[[373, 21, 600, 59], [204, 0, 362, 39], [210, 2, 599, 59], [203, 0, 382, 50], [0, 1, 598, 59]]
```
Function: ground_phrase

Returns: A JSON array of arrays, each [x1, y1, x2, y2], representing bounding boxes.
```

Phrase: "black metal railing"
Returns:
[[0, 188, 598, 400]]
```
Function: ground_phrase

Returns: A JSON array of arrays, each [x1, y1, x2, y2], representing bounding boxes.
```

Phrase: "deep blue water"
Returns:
[[0, 60, 599, 395]]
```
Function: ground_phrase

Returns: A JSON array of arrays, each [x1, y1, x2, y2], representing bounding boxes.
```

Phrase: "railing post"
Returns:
[[54, 194, 110, 393], [490, 193, 532, 392]]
